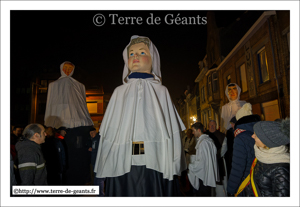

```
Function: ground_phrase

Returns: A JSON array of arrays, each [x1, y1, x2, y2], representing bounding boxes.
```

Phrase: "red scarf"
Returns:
[[234, 128, 246, 137], [55, 133, 64, 140]]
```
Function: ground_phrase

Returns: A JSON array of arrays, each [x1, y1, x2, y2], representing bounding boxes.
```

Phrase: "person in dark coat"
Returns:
[[252, 118, 290, 197], [205, 120, 227, 196], [225, 116, 236, 176], [15, 124, 47, 185], [89, 128, 105, 196], [43, 126, 67, 185], [11, 126, 22, 161], [227, 103, 260, 196]]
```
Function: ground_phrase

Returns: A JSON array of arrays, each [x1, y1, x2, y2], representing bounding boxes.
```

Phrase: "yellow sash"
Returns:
[[234, 158, 257, 197]]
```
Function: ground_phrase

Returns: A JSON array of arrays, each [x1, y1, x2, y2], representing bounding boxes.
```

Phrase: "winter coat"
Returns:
[[227, 114, 260, 194], [15, 138, 47, 185], [253, 160, 290, 197], [91, 134, 100, 166]]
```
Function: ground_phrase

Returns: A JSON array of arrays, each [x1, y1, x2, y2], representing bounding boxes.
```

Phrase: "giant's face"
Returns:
[[228, 85, 238, 101], [128, 42, 152, 73], [62, 63, 74, 76]]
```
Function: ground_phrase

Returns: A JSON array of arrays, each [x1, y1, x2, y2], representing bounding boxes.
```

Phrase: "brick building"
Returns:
[[177, 10, 290, 132]]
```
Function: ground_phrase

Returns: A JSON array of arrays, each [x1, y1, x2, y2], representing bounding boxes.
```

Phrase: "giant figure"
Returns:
[[94, 36, 186, 196], [44, 61, 93, 185], [221, 83, 246, 132]]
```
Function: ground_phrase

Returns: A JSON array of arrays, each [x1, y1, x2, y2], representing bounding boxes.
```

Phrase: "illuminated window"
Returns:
[[87, 102, 97, 113], [207, 75, 212, 97], [201, 86, 206, 103], [212, 72, 218, 92], [227, 75, 231, 85], [39, 80, 48, 93], [257, 46, 269, 83], [287, 32, 290, 52], [239, 63, 248, 92]]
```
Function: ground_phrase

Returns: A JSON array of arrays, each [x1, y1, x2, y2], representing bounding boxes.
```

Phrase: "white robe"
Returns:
[[44, 61, 93, 129], [94, 36, 186, 181], [188, 134, 219, 189]]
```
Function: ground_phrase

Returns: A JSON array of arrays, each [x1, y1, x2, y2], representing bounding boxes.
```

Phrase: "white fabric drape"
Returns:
[[188, 134, 219, 189], [94, 36, 186, 181], [44, 61, 93, 129]]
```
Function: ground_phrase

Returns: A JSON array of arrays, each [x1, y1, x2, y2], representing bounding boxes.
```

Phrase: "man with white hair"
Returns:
[[16, 123, 47, 185]]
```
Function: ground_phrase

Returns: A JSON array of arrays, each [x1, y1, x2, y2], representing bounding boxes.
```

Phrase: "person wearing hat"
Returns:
[[251, 118, 290, 196], [227, 103, 261, 196]]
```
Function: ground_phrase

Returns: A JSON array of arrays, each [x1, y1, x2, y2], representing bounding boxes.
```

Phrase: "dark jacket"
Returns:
[[254, 160, 290, 197], [91, 134, 100, 166], [15, 138, 47, 185], [206, 130, 226, 183], [227, 114, 260, 195]]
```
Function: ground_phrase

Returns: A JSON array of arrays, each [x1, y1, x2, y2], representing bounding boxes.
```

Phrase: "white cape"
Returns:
[[44, 61, 93, 129], [94, 36, 186, 181], [188, 134, 219, 189]]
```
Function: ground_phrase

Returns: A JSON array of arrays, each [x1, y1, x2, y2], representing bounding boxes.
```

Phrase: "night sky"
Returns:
[[11, 10, 247, 101]]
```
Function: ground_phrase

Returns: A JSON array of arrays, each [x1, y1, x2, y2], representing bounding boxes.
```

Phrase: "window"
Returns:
[[239, 63, 248, 92], [39, 80, 48, 93], [207, 75, 211, 97], [212, 72, 218, 92], [257, 47, 269, 83], [214, 112, 219, 129], [227, 75, 231, 85], [201, 86, 206, 103], [287, 32, 290, 52], [203, 112, 207, 130], [87, 102, 98, 114]]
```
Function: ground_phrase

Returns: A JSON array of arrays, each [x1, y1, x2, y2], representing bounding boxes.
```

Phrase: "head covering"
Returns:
[[236, 103, 252, 121], [60, 61, 75, 77], [89, 127, 96, 132], [253, 118, 290, 148], [122, 35, 161, 84], [230, 116, 237, 124], [57, 126, 67, 131], [225, 83, 242, 102]]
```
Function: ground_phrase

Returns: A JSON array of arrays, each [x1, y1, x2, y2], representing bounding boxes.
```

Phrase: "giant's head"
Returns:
[[122, 35, 161, 83], [225, 83, 242, 101], [127, 37, 152, 74]]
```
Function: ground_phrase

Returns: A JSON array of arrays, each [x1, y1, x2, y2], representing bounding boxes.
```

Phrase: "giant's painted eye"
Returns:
[[141, 52, 145, 55], [130, 53, 134, 56]]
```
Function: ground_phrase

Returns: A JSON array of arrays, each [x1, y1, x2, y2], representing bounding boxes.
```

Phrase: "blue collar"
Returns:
[[128, 72, 154, 79]]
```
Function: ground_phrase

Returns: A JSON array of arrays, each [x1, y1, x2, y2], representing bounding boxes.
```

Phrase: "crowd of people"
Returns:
[[10, 35, 290, 197], [179, 105, 290, 197], [10, 124, 105, 196]]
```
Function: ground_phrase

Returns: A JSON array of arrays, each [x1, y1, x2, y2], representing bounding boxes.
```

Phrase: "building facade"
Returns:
[[177, 10, 290, 132]]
